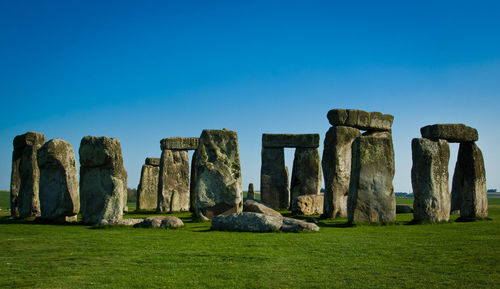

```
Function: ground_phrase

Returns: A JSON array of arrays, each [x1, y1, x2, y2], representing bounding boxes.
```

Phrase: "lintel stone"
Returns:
[[420, 124, 478, 143], [145, 157, 160, 166], [327, 109, 394, 131], [262, 134, 319, 148], [160, 137, 199, 150]]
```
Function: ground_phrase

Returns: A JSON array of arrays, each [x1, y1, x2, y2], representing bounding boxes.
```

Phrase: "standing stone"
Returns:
[[411, 138, 450, 222], [322, 126, 361, 218], [122, 168, 128, 213], [190, 149, 198, 212], [290, 147, 321, 210], [12, 132, 46, 218], [247, 183, 255, 199], [37, 139, 79, 222], [157, 150, 190, 213], [192, 129, 243, 220], [348, 132, 395, 223], [261, 147, 289, 209], [79, 136, 125, 224], [136, 158, 159, 211], [451, 142, 487, 218]]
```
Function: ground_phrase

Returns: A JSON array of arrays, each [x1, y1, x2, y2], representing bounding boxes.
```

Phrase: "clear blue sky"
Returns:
[[1, 1, 499, 192]]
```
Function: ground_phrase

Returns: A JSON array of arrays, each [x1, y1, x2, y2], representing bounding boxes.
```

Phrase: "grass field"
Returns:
[[0, 191, 499, 288]]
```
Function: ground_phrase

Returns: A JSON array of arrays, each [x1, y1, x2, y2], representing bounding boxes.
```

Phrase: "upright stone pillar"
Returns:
[[322, 126, 360, 218], [158, 137, 199, 213], [247, 183, 255, 199], [192, 129, 242, 220], [260, 147, 289, 208], [79, 136, 126, 224], [37, 139, 80, 222], [11, 131, 46, 218], [290, 147, 321, 209], [452, 142, 487, 218], [136, 158, 160, 211], [122, 169, 128, 213], [411, 138, 450, 222], [348, 132, 395, 223]]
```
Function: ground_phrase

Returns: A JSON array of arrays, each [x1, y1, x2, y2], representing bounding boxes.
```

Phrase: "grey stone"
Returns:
[[189, 149, 198, 212], [134, 216, 184, 229], [100, 218, 144, 226], [260, 147, 289, 209], [396, 205, 413, 214], [12, 131, 46, 218], [192, 129, 243, 220], [451, 142, 487, 218], [290, 148, 321, 209], [348, 132, 395, 223], [211, 212, 319, 232], [136, 163, 159, 210], [157, 149, 190, 213], [262, 134, 320, 148], [327, 109, 394, 131], [37, 139, 80, 221], [145, 157, 160, 166], [243, 199, 282, 217], [420, 124, 478, 143], [79, 136, 126, 224], [292, 194, 324, 215], [122, 169, 128, 213], [411, 138, 450, 222], [247, 183, 255, 199], [160, 137, 199, 150], [322, 126, 361, 218]]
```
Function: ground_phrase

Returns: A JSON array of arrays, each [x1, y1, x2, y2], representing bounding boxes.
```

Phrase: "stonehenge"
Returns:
[[260, 133, 321, 212], [412, 124, 487, 221], [136, 158, 160, 210]]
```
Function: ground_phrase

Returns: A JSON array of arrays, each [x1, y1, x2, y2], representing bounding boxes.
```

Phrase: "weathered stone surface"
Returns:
[[122, 169, 128, 213], [79, 136, 126, 224], [145, 157, 160, 166], [261, 147, 289, 209], [322, 126, 361, 218], [396, 205, 413, 214], [420, 124, 478, 143], [292, 194, 324, 215], [327, 109, 394, 131], [262, 134, 320, 148], [411, 138, 450, 222], [160, 137, 199, 150], [157, 149, 190, 213], [247, 183, 255, 199], [12, 131, 46, 218], [100, 218, 144, 226], [348, 132, 396, 223], [451, 142, 487, 218], [290, 148, 321, 208], [134, 216, 184, 229], [37, 139, 80, 221], [189, 149, 198, 212], [136, 163, 159, 211], [192, 129, 243, 220], [243, 199, 282, 217], [211, 212, 319, 232]]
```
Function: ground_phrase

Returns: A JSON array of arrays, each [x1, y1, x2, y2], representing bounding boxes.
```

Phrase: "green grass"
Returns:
[[1, 191, 499, 288]]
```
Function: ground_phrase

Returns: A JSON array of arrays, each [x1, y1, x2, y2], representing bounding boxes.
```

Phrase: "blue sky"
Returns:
[[1, 1, 499, 192]]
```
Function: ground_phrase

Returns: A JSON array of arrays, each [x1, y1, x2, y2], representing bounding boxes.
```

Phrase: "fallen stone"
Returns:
[[290, 148, 321, 208], [292, 194, 324, 215], [451, 142, 487, 218], [100, 218, 144, 226], [396, 205, 413, 214], [160, 137, 199, 150], [192, 129, 243, 220], [420, 124, 478, 143], [12, 131, 46, 218], [157, 149, 190, 213], [327, 109, 394, 131], [322, 126, 360, 218], [79, 136, 126, 224], [37, 139, 80, 221], [260, 147, 289, 209], [134, 216, 184, 229], [247, 183, 255, 199], [411, 138, 450, 222], [262, 134, 320, 148], [136, 160, 159, 211], [145, 157, 160, 166], [243, 199, 281, 217], [348, 132, 395, 223], [211, 212, 319, 232]]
